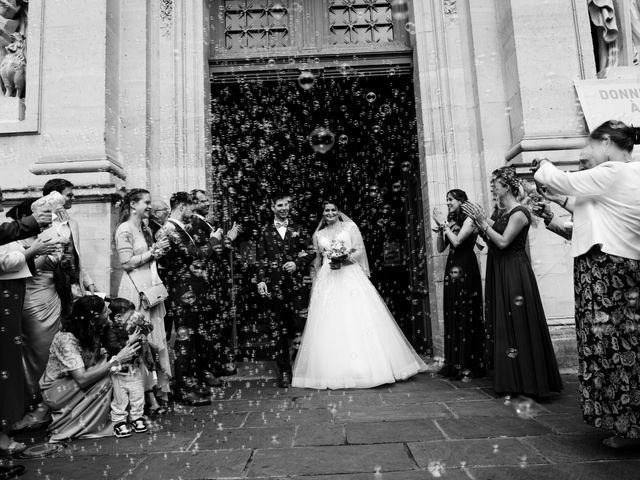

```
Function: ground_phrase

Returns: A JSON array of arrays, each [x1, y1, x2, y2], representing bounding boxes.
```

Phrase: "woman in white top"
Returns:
[[534, 120, 640, 448]]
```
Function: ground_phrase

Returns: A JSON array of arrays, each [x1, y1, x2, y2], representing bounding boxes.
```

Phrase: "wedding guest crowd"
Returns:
[[1, 117, 639, 480]]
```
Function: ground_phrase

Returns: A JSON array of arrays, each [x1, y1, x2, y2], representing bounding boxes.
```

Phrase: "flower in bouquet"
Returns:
[[327, 239, 355, 270], [122, 310, 154, 336], [31, 191, 69, 222]]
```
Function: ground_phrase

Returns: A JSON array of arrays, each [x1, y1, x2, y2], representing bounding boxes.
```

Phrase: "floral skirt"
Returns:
[[574, 246, 640, 437]]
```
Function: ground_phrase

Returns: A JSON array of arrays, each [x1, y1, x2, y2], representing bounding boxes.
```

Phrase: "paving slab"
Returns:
[[534, 414, 603, 435], [469, 464, 573, 480], [334, 402, 451, 423], [60, 431, 195, 456], [294, 423, 346, 446], [376, 375, 457, 393], [435, 416, 552, 439], [246, 444, 415, 477], [196, 426, 296, 450], [521, 433, 640, 463], [244, 408, 333, 427], [286, 470, 470, 480], [293, 391, 385, 409], [534, 395, 582, 415], [471, 460, 640, 480], [408, 438, 550, 468], [379, 388, 491, 405], [346, 419, 444, 444], [159, 411, 248, 432], [132, 450, 252, 479], [20, 453, 145, 480], [214, 397, 295, 413], [445, 399, 523, 417]]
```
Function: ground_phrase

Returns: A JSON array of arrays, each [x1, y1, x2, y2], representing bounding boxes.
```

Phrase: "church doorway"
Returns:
[[209, 71, 431, 362]]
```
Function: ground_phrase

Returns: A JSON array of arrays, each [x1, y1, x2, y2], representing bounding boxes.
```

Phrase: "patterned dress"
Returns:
[[574, 247, 640, 437]]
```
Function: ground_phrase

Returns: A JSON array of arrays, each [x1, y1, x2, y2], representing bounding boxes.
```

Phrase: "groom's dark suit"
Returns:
[[256, 220, 313, 375]]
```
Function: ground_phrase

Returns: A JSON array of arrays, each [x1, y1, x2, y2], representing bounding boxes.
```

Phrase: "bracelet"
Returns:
[[561, 197, 568, 208], [482, 223, 490, 233]]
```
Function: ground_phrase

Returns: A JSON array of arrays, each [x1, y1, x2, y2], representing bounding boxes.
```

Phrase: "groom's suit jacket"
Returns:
[[256, 221, 313, 294]]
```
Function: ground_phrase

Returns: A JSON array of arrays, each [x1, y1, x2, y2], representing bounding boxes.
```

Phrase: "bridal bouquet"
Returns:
[[327, 240, 355, 270]]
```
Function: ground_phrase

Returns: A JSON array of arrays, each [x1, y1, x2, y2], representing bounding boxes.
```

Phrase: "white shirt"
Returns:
[[535, 160, 640, 260], [274, 220, 288, 240]]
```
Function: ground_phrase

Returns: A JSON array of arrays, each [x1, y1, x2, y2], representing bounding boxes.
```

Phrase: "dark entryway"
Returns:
[[209, 72, 431, 361]]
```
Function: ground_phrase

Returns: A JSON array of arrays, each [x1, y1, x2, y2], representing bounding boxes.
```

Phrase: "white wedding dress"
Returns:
[[292, 220, 427, 389]]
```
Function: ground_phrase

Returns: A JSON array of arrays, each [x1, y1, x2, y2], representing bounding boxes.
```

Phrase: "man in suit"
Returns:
[[188, 189, 239, 381], [159, 192, 220, 405], [256, 192, 313, 387]]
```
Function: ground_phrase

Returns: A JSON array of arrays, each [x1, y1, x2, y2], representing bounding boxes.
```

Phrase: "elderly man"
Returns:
[[149, 200, 170, 238], [532, 145, 596, 240]]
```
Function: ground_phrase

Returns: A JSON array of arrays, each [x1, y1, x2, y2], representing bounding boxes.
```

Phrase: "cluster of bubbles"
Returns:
[[209, 71, 428, 361]]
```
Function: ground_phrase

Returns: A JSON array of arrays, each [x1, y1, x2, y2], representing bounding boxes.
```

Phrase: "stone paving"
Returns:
[[6, 363, 640, 480]]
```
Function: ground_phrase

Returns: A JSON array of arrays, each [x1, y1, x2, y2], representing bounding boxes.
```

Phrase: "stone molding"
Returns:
[[505, 135, 589, 162], [29, 152, 126, 180]]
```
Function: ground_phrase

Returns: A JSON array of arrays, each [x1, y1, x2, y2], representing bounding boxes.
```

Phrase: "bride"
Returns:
[[292, 201, 427, 389]]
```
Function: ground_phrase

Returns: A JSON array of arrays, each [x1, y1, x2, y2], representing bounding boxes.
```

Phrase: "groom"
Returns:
[[256, 192, 313, 387]]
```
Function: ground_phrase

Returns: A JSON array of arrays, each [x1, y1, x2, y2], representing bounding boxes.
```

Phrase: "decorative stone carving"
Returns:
[[588, 0, 640, 77], [0, 31, 24, 97], [160, 0, 172, 37], [0, 0, 26, 98], [443, 0, 457, 16]]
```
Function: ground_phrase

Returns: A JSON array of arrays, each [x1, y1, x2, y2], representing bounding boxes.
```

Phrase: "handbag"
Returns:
[[126, 260, 169, 309]]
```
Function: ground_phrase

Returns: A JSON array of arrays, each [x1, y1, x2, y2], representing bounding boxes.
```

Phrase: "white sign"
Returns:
[[574, 78, 640, 131]]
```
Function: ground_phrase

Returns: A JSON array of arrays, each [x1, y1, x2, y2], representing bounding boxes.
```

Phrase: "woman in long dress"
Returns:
[[534, 120, 640, 447], [114, 189, 171, 401], [464, 167, 563, 397], [292, 202, 427, 390], [432, 189, 485, 380]]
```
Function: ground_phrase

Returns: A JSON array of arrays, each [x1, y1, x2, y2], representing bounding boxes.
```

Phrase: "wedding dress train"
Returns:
[[292, 221, 427, 389]]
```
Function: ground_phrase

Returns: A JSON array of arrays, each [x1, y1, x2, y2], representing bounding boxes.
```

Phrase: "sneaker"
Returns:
[[114, 421, 133, 438], [131, 418, 148, 433]]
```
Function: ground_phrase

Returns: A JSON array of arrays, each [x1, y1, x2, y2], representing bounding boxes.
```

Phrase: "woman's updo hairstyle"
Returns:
[[590, 120, 636, 153], [491, 166, 521, 198], [118, 188, 150, 224]]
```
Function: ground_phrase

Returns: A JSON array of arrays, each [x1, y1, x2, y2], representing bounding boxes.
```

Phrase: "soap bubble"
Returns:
[[339, 63, 351, 76], [391, 0, 409, 20], [309, 127, 335, 154], [267, 59, 276, 68], [513, 396, 540, 419], [379, 104, 392, 116], [297, 71, 315, 90], [460, 369, 472, 383], [401, 160, 411, 172], [513, 295, 524, 307], [338, 134, 349, 145], [506, 348, 519, 359], [0, 370, 8, 380], [271, 3, 286, 20], [366, 92, 377, 103], [405, 22, 416, 34], [176, 327, 190, 341]]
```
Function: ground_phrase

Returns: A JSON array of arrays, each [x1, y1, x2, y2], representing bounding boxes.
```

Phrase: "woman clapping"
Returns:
[[463, 167, 562, 398]]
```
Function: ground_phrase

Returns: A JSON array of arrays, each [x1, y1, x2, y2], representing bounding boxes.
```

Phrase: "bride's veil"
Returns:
[[313, 211, 370, 277]]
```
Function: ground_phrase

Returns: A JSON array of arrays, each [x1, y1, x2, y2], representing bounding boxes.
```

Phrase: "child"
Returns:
[[102, 299, 163, 437]]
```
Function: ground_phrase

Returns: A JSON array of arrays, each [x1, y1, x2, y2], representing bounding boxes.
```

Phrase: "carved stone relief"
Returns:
[[0, 0, 27, 98]]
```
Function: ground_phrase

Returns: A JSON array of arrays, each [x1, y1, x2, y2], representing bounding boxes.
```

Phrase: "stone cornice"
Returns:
[[505, 135, 589, 162], [29, 153, 127, 180]]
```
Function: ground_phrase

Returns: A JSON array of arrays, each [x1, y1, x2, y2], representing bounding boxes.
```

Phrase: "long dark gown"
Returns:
[[485, 206, 562, 397], [441, 228, 485, 379]]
